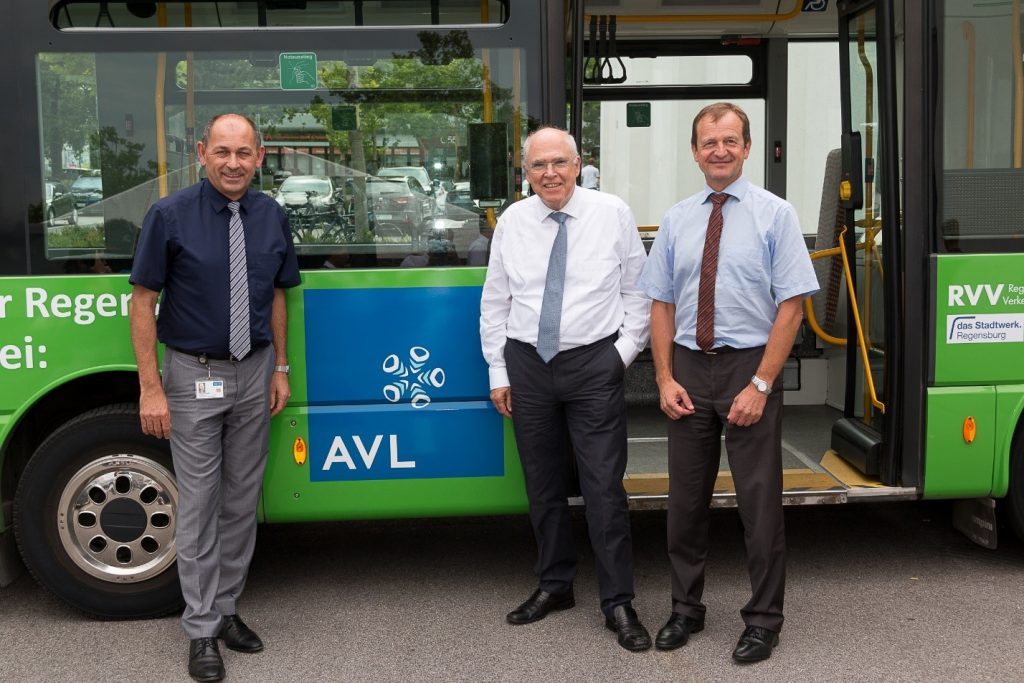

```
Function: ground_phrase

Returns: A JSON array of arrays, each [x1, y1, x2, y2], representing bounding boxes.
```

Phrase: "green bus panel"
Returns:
[[924, 386, 995, 498], [934, 254, 1024, 385], [0, 274, 137, 441], [993, 387, 1024, 498]]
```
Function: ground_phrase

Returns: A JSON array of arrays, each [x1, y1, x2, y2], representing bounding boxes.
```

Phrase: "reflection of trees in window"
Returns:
[[39, 54, 99, 179], [91, 127, 157, 198]]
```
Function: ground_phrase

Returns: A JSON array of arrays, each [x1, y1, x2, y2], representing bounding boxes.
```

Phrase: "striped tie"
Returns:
[[227, 201, 251, 361], [695, 193, 728, 351], [536, 211, 569, 363]]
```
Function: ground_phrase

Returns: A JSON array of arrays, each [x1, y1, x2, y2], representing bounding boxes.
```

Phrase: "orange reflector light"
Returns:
[[839, 180, 852, 201], [963, 417, 976, 444], [293, 437, 307, 465]]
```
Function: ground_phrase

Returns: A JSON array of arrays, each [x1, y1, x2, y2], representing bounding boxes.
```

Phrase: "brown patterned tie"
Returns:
[[695, 193, 728, 351]]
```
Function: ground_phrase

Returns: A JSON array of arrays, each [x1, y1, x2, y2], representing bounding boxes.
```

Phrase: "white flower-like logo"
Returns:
[[382, 346, 446, 409]]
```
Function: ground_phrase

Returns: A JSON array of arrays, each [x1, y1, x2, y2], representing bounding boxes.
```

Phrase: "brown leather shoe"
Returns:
[[506, 587, 575, 624]]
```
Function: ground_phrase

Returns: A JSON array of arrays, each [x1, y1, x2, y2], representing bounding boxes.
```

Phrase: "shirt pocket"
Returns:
[[569, 257, 620, 291], [718, 246, 768, 291], [248, 253, 284, 307]]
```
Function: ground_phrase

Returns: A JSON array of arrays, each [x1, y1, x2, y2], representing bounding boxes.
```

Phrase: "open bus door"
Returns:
[[827, 0, 904, 489]]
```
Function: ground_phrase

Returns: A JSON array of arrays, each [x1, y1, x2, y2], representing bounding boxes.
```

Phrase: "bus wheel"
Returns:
[[13, 404, 183, 618]]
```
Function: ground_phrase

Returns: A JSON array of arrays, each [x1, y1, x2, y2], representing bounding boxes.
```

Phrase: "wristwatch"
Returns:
[[274, 365, 291, 375], [750, 374, 772, 396]]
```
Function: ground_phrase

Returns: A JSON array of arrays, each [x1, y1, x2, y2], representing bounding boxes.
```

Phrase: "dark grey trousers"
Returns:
[[667, 344, 786, 632], [505, 335, 635, 617], [163, 344, 274, 638]]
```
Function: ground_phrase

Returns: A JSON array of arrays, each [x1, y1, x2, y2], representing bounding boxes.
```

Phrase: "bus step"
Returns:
[[620, 468, 848, 510]]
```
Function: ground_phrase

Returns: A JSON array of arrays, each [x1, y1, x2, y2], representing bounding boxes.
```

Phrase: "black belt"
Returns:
[[168, 343, 267, 363], [678, 343, 763, 356]]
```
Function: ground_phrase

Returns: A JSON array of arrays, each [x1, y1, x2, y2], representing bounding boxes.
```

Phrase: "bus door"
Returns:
[[828, 0, 905, 489]]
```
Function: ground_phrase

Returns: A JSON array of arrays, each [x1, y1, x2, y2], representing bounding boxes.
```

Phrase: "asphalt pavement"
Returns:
[[2, 501, 1023, 682]]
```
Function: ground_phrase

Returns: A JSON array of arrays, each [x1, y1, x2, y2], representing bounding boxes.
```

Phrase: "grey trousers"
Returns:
[[163, 344, 274, 638]]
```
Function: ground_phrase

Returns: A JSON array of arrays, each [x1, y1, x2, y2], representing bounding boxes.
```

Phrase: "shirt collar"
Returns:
[[701, 175, 749, 204], [532, 185, 583, 223], [201, 179, 250, 214]]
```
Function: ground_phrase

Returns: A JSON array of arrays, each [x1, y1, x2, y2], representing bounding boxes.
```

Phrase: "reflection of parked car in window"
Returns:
[[275, 175, 349, 243], [445, 181, 507, 219], [70, 174, 103, 209], [275, 175, 343, 214], [44, 181, 77, 225], [378, 165, 445, 208], [367, 176, 436, 233]]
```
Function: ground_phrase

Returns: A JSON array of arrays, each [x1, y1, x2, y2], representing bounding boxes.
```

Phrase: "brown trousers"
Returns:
[[667, 344, 786, 632]]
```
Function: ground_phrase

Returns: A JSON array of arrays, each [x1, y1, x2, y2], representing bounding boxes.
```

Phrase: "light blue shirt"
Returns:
[[639, 176, 819, 350]]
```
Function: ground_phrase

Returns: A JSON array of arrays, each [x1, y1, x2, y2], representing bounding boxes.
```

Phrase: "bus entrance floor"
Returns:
[[621, 404, 916, 508]]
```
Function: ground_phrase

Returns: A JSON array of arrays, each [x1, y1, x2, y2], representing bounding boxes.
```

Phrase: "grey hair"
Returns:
[[522, 126, 580, 166], [200, 113, 263, 148]]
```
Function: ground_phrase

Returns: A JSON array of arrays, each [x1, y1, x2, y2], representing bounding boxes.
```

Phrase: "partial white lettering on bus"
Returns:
[[24, 287, 132, 325]]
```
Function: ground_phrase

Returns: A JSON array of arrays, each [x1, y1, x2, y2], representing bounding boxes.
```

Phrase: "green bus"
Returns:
[[2, 0, 1022, 618]]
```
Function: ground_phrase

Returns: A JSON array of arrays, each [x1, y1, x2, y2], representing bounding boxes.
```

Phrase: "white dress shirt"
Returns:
[[480, 186, 651, 389]]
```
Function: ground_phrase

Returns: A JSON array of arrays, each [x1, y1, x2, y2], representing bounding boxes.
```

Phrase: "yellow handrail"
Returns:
[[815, 227, 880, 413]]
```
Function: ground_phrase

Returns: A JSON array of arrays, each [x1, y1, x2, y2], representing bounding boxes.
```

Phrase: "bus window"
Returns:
[[941, 3, 1024, 250], [581, 97, 766, 228], [35, 41, 528, 271]]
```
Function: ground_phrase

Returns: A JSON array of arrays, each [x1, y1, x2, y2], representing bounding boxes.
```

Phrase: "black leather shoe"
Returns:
[[506, 587, 575, 624], [604, 604, 653, 652], [188, 637, 224, 682], [732, 625, 779, 663], [218, 614, 264, 653], [655, 612, 704, 650]]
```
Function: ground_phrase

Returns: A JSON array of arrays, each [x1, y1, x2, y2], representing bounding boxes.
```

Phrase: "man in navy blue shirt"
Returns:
[[129, 113, 300, 683]]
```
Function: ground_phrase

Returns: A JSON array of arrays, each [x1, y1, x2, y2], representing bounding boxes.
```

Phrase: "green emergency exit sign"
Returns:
[[279, 52, 318, 90], [626, 102, 651, 128]]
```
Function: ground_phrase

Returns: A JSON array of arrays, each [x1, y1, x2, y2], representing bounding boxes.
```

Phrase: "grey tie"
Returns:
[[536, 211, 568, 363], [227, 201, 251, 361]]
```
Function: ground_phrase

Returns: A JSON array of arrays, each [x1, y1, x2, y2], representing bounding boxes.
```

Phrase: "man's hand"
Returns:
[[490, 386, 512, 418], [270, 372, 291, 417], [658, 378, 695, 420], [139, 386, 171, 439], [727, 384, 767, 427]]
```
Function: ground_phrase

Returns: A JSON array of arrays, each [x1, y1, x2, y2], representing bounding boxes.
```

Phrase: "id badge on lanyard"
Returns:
[[194, 353, 226, 399]]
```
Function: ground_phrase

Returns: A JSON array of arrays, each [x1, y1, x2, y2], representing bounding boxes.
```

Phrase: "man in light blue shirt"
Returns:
[[639, 102, 818, 664]]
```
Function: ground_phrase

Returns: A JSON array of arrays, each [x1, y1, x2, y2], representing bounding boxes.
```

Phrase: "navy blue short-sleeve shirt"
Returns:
[[130, 180, 301, 357]]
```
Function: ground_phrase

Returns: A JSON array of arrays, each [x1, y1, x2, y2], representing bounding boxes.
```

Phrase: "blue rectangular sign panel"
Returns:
[[308, 402, 503, 481], [304, 287, 490, 405], [303, 286, 503, 481]]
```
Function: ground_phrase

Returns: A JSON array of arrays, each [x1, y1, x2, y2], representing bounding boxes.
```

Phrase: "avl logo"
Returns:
[[322, 434, 415, 471]]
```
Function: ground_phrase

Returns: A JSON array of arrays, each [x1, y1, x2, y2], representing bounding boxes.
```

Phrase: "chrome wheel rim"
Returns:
[[57, 455, 177, 583]]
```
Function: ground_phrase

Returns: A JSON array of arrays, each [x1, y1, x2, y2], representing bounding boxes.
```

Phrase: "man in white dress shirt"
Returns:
[[479, 126, 652, 651]]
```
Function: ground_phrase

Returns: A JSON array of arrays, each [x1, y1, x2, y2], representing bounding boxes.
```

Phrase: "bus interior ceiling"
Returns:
[[574, 1, 904, 506]]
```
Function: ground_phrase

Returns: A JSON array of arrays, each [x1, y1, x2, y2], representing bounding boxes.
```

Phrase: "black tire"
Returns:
[[14, 404, 183, 618], [45, 207, 55, 226]]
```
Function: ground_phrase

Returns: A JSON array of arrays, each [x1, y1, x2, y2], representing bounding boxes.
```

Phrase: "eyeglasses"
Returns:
[[527, 159, 573, 173]]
